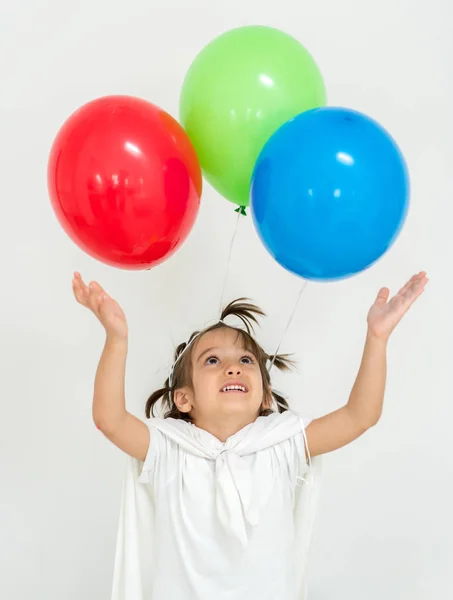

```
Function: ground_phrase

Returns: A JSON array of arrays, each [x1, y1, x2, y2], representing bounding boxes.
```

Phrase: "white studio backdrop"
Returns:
[[1, 1, 451, 598]]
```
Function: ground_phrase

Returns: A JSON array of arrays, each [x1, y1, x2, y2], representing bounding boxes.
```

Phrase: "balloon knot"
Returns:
[[235, 206, 247, 216]]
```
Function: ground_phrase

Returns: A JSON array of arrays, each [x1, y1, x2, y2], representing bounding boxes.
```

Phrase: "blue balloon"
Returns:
[[251, 107, 409, 281]]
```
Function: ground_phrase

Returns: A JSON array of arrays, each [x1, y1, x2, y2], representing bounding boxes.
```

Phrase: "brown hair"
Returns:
[[145, 298, 294, 421]]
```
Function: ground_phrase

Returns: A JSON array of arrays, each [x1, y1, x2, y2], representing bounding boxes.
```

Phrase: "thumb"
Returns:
[[374, 287, 390, 306]]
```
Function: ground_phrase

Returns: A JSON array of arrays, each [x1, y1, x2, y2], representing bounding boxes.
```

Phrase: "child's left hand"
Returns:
[[367, 271, 428, 341]]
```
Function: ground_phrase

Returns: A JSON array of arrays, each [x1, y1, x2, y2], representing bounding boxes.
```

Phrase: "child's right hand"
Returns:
[[72, 272, 128, 341]]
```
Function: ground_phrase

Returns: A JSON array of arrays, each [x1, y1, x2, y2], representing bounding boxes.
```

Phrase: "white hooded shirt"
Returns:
[[111, 410, 322, 600]]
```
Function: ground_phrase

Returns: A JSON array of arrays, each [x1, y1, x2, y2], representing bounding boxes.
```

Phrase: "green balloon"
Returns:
[[179, 26, 327, 207]]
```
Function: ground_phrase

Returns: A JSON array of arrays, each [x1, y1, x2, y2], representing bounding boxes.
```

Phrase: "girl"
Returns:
[[72, 270, 427, 600]]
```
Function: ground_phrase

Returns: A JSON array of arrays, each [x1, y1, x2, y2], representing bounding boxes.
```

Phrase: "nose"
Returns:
[[226, 363, 242, 376]]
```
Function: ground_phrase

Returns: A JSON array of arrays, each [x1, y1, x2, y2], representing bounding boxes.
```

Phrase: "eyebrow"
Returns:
[[196, 347, 217, 364]]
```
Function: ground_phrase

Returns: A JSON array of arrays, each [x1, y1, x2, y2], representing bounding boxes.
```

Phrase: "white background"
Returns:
[[1, 1, 451, 598]]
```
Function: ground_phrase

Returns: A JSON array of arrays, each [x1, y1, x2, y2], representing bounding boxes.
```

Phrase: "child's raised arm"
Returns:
[[305, 272, 428, 458], [72, 273, 149, 461]]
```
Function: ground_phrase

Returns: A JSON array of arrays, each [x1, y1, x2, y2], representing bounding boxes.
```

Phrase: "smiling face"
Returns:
[[173, 327, 270, 427]]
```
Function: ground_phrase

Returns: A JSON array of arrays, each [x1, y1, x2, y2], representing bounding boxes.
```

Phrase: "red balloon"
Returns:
[[48, 95, 202, 269]]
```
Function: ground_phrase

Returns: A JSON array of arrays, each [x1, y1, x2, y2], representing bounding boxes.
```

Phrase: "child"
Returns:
[[72, 271, 428, 600]]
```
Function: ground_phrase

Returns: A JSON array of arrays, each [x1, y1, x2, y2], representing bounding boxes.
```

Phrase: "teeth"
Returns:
[[222, 385, 246, 392]]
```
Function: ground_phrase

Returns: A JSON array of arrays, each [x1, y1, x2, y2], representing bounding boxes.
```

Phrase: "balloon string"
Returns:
[[269, 279, 309, 373], [219, 210, 242, 311]]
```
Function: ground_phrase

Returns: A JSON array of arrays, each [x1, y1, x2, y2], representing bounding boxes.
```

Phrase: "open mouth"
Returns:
[[220, 384, 248, 393]]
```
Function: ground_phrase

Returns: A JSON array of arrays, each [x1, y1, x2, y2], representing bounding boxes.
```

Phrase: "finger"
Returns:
[[397, 272, 426, 296], [73, 286, 88, 306], [397, 271, 428, 298], [98, 294, 116, 316], [397, 274, 418, 297], [88, 281, 106, 295], [73, 272, 88, 288], [401, 275, 428, 305], [87, 282, 99, 315], [72, 277, 90, 305], [72, 272, 88, 291], [90, 281, 116, 306], [86, 282, 106, 314], [374, 287, 390, 305], [406, 273, 428, 293]]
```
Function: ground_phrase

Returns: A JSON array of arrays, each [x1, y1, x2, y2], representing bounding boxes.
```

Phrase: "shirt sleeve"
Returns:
[[136, 419, 182, 486], [136, 420, 164, 484], [302, 412, 313, 450], [298, 414, 313, 468], [288, 414, 314, 486], [271, 412, 314, 496]]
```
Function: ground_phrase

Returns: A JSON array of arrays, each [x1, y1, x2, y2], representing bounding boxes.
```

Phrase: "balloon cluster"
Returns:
[[48, 25, 409, 279]]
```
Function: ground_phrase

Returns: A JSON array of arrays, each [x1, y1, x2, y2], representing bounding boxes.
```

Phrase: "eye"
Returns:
[[240, 355, 255, 365], [205, 355, 220, 365]]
